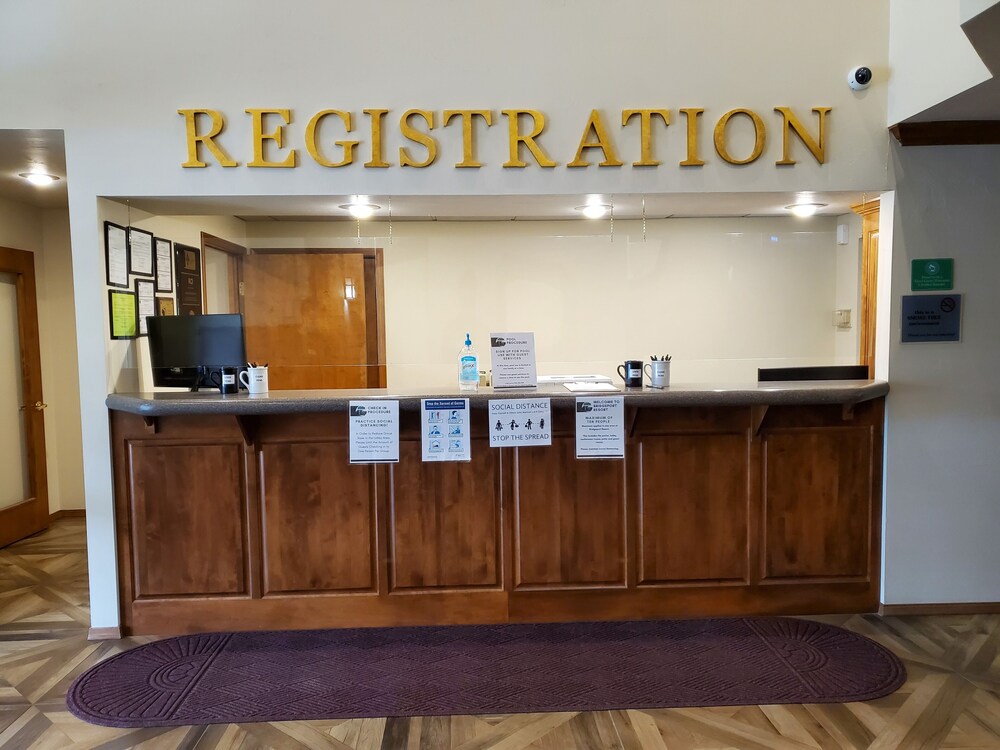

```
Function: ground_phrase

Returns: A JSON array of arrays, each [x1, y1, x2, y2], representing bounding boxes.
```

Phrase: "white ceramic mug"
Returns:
[[644, 360, 670, 388], [239, 366, 269, 394]]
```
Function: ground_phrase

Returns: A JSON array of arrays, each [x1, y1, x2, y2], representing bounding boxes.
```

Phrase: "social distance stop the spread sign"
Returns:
[[488, 398, 551, 447]]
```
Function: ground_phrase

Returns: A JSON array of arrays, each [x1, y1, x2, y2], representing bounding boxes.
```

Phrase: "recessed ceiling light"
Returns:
[[785, 202, 827, 218], [338, 200, 381, 219], [574, 204, 611, 219], [18, 172, 60, 187]]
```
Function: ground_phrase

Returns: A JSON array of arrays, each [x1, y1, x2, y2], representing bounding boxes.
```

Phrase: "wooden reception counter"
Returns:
[[107, 381, 887, 636]]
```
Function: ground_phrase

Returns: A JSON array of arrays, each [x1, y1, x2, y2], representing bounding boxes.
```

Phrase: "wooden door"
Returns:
[[0, 246, 49, 547], [241, 250, 385, 389]]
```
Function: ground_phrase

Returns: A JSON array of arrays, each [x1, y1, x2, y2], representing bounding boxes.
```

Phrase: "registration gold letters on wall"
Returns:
[[179, 106, 830, 171]]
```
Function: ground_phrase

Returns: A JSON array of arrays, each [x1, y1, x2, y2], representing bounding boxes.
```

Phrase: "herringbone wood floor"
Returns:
[[1, 519, 998, 749]]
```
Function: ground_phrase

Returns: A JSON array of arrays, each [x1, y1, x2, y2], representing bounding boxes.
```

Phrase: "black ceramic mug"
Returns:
[[211, 366, 239, 394], [617, 360, 644, 388]]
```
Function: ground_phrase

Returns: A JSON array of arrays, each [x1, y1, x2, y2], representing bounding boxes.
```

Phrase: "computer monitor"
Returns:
[[146, 314, 247, 390]]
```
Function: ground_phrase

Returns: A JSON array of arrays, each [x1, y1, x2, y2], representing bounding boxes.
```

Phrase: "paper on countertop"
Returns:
[[563, 382, 619, 392]]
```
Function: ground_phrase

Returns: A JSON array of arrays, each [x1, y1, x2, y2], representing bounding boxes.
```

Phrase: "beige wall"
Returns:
[[0, 197, 84, 511], [248, 215, 853, 386]]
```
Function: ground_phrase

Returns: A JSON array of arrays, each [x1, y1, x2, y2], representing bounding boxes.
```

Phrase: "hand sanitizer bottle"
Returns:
[[458, 333, 479, 391]]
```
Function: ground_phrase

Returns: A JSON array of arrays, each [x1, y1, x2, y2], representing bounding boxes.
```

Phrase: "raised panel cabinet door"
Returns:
[[513, 438, 626, 588], [388, 437, 501, 590], [636, 433, 750, 585], [259, 441, 377, 594], [127, 442, 247, 597], [762, 428, 872, 581]]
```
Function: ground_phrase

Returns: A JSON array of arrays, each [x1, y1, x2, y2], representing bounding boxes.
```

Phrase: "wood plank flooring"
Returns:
[[1, 519, 998, 749]]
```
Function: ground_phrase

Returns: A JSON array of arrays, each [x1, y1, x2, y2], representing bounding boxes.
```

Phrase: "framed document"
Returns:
[[154, 237, 174, 292], [134, 279, 156, 336], [156, 296, 175, 316], [128, 227, 154, 277], [108, 289, 137, 339], [174, 243, 203, 315], [104, 221, 129, 288]]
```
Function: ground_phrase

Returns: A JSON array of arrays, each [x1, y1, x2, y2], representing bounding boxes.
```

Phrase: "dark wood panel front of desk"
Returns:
[[110, 399, 883, 635]]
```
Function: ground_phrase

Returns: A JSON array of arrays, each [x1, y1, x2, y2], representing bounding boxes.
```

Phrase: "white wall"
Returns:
[[250, 216, 845, 386], [0, 197, 84, 512], [882, 143, 1000, 604], [834, 212, 863, 363], [38, 210, 85, 510], [887, 0, 992, 124]]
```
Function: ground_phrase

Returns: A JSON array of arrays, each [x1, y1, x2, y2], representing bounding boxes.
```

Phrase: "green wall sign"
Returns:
[[911, 258, 954, 291]]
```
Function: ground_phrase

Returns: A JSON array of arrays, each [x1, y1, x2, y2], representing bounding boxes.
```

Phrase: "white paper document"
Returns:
[[422, 399, 471, 462], [489, 332, 537, 388], [564, 382, 619, 392], [349, 400, 400, 464], [575, 396, 625, 459], [128, 228, 153, 276], [488, 398, 551, 447]]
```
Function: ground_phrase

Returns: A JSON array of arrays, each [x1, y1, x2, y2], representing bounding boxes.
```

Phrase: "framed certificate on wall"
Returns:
[[104, 222, 129, 288], [128, 227, 154, 277], [108, 289, 137, 339], [154, 237, 173, 292]]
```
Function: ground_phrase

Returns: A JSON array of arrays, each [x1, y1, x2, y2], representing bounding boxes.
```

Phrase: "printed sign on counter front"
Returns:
[[422, 399, 471, 462], [489, 398, 551, 447], [349, 400, 399, 463], [489, 332, 537, 388], [575, 396, 625, 459]]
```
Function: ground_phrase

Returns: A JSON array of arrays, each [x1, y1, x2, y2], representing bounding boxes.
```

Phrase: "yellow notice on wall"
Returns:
[[109, 290, 137, 339]]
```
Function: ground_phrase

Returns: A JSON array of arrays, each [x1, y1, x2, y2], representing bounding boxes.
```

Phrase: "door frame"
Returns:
[[851, 199, 880, 378], [0, 245, 49, 547]]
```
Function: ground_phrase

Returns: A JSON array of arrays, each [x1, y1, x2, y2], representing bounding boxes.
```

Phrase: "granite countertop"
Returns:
[[106, 380, 889, 416]]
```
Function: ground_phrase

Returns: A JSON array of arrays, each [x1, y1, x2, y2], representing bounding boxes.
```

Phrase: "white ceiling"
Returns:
[[0, 130, 68, 209]]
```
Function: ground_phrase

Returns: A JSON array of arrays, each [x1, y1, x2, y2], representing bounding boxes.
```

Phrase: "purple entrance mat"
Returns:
[[67, 617, 905, 727]]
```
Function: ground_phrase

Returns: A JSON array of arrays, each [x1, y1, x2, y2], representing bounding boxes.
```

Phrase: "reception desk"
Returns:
[[107, 381, 887, 636]]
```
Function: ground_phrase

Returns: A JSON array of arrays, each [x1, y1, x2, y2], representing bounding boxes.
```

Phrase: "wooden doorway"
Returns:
[[241, 249, 386, 389], [852, 199, 880, 378], [0, 246, 49, 547], [200, 235, 386, 390]]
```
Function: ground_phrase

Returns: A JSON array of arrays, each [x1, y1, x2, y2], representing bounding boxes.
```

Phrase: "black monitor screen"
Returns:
[[147, 314, 247, 389]]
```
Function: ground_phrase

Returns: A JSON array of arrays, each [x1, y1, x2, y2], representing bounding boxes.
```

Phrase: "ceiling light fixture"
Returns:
[[338, 198, 381, 219], [785, 202, 827, 218], [575, 203, 611, 219], [18, 171, 60, 187]]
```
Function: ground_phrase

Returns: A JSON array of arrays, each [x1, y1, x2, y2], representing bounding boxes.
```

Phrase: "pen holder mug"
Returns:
[[644, 360, 670, 388], [617, 360, 644, 388], [240, 366, 269, 395]]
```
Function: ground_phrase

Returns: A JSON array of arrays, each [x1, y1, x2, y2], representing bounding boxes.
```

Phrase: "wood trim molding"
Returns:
[[88, 626, 123, 640], [889, 120, 1000, 146], [248, 247, 378, 258], [49, 509, 85, 521], [201, 232, 248, 257], [880, 602, 1000, 616], [851, 199, 880, 379]]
